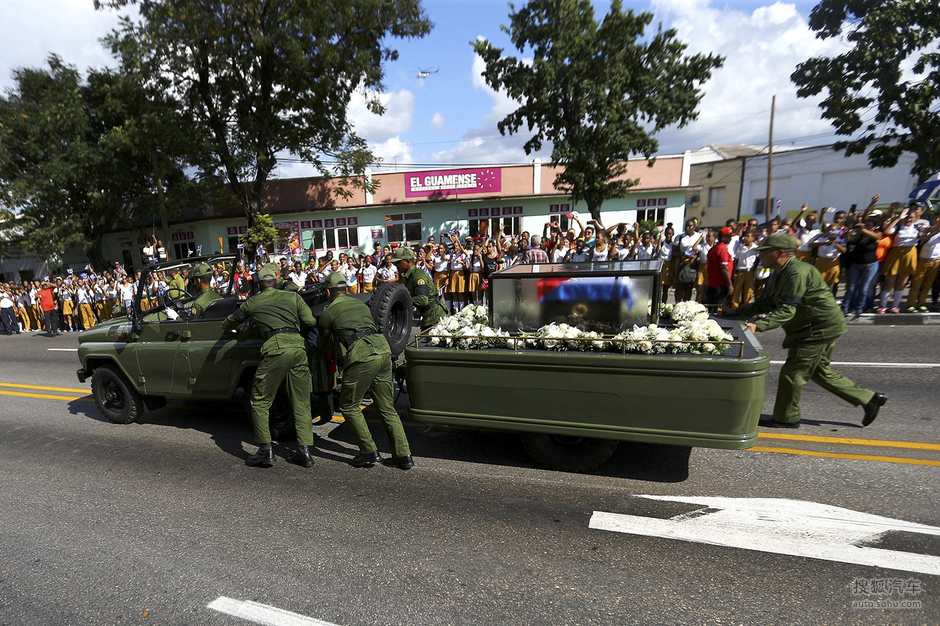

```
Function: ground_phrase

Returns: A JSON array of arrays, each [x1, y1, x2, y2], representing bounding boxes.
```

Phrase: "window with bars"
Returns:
[[636, 207, 666, 223]]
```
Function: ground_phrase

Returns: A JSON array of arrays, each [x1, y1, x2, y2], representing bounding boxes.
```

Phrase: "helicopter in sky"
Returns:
[[416, 67, 439, 79]]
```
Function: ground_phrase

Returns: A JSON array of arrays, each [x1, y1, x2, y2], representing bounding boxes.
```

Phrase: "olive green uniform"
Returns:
[[192, 286, 222, 316], [402, 264, 447, 329], [166, 273, 187, 301], [317, 293, 410, 458], [222, 288, 316, 445], [736, 257, 874, 423]]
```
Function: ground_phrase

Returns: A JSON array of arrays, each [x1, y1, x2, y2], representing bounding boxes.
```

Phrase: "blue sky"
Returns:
[[1, 0, 851, 178]]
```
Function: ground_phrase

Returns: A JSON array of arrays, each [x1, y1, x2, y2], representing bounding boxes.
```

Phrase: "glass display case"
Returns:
[[488, 260, 663, 333]]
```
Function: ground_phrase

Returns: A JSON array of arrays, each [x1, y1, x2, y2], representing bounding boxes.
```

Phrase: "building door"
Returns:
[[121, 250, 135, 275]]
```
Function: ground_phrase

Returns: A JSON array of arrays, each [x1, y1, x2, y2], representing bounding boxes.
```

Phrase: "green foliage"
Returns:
[[97, 0, 432, 222], [0, 57, 166, 267], [243, 212, 277, 254], [473, 0, 722, 222], [792, 0, 940, 179]]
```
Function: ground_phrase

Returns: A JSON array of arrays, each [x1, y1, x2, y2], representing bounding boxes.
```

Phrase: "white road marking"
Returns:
[[769, 360, 940, 368], [47, 348, 78, 351], [590, 495, 940, 576], [208, 597, 338, 626]]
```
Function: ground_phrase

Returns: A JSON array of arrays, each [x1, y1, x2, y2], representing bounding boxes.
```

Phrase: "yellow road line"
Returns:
[[0, 389, 90, 402], [758, 432, 940, 452], [750, 446, 940, 467], [0, 382, 89, 394]]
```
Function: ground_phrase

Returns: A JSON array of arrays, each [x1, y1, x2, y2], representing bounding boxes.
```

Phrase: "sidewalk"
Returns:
[[846, 312, 940, 325]]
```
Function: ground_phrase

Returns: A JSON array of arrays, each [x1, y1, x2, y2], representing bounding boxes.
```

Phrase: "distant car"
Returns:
[[77, 254, 412, 438]]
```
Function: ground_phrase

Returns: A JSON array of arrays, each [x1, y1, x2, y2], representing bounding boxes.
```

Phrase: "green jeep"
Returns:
[[76, 254, 413, 438]]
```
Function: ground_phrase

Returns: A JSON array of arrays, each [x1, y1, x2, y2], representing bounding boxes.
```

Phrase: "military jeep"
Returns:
[[76, 254, 413, 437]]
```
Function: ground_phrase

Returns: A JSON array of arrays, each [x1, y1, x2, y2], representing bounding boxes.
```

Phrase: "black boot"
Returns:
[[291, 445, 315, 468], [350, 450, 381, 467], [247, 443, 275, 467], [383, 454, 415, 470], [863, 392, 887, 427]]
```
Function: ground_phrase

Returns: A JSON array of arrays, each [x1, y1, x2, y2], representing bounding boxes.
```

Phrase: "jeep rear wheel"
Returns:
[[369, 283, 413, 357], [91, 365, 144, 424], [242, 386, 300, 442], [520, 432, 619, 473]]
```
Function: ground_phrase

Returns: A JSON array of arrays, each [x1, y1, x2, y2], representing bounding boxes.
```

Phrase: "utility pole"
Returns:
[[765, 95, 775, 217]]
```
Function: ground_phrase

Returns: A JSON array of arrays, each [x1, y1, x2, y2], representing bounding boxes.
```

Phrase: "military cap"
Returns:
[[325, 272, 347, 289], [191, 263, 212, 278], [756, 232, 799, 251], [257, 264, 279, 280], [392, 247, 415, 262]]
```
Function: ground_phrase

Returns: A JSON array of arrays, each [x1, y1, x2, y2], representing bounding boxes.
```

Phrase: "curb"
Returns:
[[845, 312, 940, 326]]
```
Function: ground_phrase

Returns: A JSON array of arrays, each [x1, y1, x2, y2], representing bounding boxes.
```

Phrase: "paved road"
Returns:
[[0, 326, 937, 624]]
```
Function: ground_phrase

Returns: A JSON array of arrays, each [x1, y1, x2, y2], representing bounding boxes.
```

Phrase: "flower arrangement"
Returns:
[[424, 301, 734, 356]]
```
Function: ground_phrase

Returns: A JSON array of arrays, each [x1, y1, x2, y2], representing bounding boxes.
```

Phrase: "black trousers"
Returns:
[[704, 285, 729, 307], [44, 310, 59, 335]]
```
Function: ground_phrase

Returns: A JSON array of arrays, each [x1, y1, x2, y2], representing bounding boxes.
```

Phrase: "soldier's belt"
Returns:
[[343, 328, 377, 350], [265, 328, 300, 340]]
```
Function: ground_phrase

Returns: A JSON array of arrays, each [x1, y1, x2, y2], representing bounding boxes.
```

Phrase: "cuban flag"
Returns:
[[256, 245, 266, 258], [196, 244, 203, 255], [537, 276, 636, 309], [909, 172, 940, 202], [187, 248, 194, 257], [237, 243, 245, 250], [80, 273, 88, 280], [84, 263, 93, 272], [67, 268, 74, 275]]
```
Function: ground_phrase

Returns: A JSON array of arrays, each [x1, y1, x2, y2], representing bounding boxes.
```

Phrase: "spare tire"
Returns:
[[369, 282, 413, 357]]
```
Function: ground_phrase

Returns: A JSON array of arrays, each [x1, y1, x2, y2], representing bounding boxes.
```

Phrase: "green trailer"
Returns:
[[404, 261, 770, 472]]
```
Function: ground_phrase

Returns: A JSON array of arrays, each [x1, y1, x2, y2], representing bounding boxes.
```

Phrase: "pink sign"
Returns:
[[405, 167, 501, 198]]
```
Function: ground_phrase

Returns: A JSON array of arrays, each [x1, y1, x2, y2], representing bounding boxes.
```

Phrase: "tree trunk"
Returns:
[[586, 199, 604, 227], [151, 148, 171, 260]]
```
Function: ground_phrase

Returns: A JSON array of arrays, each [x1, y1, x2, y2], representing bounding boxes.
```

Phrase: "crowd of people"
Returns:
[[2, 195, 938, 336]]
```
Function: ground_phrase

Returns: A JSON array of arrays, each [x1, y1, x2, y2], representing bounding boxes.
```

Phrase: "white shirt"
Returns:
[[289, 270, 307, 288], [893, 224, 920, 248], [120, 284, 136, 301], [378, 265, 398, 282], [551, 247, 568, 263], [342, 266, 358, 285], [920, 232, 940, 261], [658, 240, 674, 262], [76, 287, 92, 305], [142, 245, 154, 259], [0, 292, 14, 308], [697, 242, 712, 264], [816, 235, 845, 259], [591, 245, 609, 261], [676, 232, 703, 259], [727, 235, 740, 259], [635, 244, 656, 260], [430, 253, 449, 273], [360, 264, 377, 284], [796, 228, 820, 252], [449, 251, 467, 271], [735, 244, 759, 271], [613, 247, 633, 261]]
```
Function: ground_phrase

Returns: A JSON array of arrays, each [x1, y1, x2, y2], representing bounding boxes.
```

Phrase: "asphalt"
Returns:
[[0, 325, 937, 625]]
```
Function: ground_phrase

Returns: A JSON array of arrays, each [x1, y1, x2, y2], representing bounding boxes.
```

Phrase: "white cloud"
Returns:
[[429, 112, 445, 130], [347, 88, 415, 143], [649, 0, 852, 153], [0, 1, 128, 89]]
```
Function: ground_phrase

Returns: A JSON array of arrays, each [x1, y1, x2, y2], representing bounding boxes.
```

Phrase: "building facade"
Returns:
[[56, 156, 696, 276]]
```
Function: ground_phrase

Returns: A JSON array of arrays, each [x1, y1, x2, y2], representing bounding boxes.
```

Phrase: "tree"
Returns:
[[0, 57, 170, 268], [98, 0, 432, 228], [792, 0, 940, 180], [472, 0, 722, 223]]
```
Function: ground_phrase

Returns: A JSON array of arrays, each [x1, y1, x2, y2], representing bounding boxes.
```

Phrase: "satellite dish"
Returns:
[[416, 67, 439, 79]]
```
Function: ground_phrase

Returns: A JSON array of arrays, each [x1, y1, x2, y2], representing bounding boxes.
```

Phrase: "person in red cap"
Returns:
[[704, 227, 735, 307]]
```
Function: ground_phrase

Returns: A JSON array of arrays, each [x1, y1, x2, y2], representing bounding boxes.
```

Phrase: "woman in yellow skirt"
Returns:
[[59, 284, 75, 332], [430, 243, 451, 311], [694, 230, 715, 303], [878, 208, 919, 313], [810, 224, 846, 292]]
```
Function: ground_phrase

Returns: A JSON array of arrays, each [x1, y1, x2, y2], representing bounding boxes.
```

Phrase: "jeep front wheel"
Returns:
[[91, 365, 144, 424]]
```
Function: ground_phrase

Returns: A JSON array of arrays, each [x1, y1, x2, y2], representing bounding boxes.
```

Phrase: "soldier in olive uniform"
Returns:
[[166, 268, 187, 301], [318, 272, 413, 469], [724, 232, 886, 428], [190, 263, 221, 316], [392, 246, 447, 330], [222, 264, 317, 467]]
